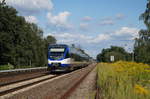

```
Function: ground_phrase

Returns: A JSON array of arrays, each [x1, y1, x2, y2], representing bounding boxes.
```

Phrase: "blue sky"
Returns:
[[3, 0, 147, 58]]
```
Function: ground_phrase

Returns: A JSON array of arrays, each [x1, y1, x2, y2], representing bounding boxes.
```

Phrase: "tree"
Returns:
[[44, 35, 56, 59], [0, 2, 56, 67], [134, 30, 150, 64], [0, 2, 20, 65], [97, 46, 131, 62], [140, 0, 150, 30], [134, 0, 150, 64], [46, 35, 56, 44]]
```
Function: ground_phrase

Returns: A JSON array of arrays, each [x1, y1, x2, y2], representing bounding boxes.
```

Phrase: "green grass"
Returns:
[[0, 64, 14, 70], [0, 64, 42, 71]]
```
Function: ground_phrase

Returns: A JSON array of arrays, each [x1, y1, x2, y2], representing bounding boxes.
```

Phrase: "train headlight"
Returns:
[[48, 59, 51, 64]]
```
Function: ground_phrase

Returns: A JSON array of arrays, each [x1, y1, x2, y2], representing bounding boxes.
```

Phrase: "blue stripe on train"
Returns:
[[48, 63, 70, 67]]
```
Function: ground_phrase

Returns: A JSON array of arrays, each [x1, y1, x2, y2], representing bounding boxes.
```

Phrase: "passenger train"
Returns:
[[47, 44, 90, 71]]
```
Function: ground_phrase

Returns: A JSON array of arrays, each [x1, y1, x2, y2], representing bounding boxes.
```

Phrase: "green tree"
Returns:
[[0, 2, 56, 67], [46, 35, 56, 44], [97, 46, 131, 62], [0, 2, 21, 65], [134, 0, 150, 64], [134, 30, 150, 64], [44, 35, 56, 59], [140, 0, 150, 30]]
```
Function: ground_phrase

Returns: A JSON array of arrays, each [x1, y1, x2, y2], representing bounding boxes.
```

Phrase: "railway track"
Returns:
[[0, 63, 96, 99]]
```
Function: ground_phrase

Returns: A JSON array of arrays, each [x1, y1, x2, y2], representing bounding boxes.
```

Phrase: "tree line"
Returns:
[[0, 2, 56, 67], [97, 0, 150, 64], [96, 46, 132, 62]]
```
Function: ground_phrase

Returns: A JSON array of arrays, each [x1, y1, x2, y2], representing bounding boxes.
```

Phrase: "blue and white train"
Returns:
[[47, 44, 90, 71]]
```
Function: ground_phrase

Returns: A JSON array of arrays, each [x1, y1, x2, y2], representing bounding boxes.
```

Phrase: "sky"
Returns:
[[2, 0, 148, 58]]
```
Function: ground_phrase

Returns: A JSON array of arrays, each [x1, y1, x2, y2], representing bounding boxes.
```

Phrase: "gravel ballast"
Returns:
[[68, 67, 97, 99]]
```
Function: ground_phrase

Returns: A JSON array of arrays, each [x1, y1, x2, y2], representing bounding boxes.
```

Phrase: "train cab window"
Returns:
[[66, 51, 70, 58]]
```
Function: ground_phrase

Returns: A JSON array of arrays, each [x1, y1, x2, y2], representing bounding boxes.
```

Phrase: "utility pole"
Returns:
[[132, 51, 134, 62], [30, 60, 32, 67]]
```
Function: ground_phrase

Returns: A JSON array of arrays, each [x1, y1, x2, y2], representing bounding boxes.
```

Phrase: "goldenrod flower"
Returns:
[[134, 84, 149, 95]]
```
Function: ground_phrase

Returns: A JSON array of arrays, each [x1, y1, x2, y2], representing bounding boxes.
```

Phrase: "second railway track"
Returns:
[[0, 71, 50, 87], [0, 74, 59, 96]]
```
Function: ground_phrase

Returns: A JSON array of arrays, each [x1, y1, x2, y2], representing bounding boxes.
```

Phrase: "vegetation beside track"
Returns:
[[97, 61, 150, 99], [0, 64, 44, 70], [0, 64, 14, 70]]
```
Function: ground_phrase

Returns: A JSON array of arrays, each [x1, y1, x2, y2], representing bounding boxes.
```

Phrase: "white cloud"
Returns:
[[79, 23, 89, 30], [47, 11, 72, 29], [48, 33, 89, 44], [114, 27, 139, 39], [82, 16, 92, 21], [49, 27, 138, 45], [53, 33, 74, 38], [25, 16, 38, 23], [116, 13, 125, 20], [45, 27, 138, 57], [4, 0, 53, 14], [89, 34, 111, 43], [99, 13, 125, 26], [47, 32, 111, 44], [100, 19, 114, 26]]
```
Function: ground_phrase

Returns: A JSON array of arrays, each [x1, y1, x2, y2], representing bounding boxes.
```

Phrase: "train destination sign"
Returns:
[[50, 48, 65, 52]]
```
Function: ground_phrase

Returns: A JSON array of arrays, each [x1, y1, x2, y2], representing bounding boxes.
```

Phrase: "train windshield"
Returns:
[[49, 48, 65, 60]]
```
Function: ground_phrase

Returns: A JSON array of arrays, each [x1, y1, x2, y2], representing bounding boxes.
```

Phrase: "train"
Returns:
[[47, 44, 91, 72]]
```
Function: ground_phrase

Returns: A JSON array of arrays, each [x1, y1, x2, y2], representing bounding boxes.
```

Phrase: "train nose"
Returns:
[[51, 63, 61, 67]]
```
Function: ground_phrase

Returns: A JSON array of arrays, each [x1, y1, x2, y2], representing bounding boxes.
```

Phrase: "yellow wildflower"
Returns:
[[134, 84, 149, 95]]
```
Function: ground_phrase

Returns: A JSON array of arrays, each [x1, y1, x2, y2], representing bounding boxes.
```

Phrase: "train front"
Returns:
[[47, 44, 71, 71]]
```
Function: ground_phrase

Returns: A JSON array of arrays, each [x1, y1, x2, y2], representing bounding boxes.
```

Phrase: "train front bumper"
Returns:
[[48, 63, 70, 71]]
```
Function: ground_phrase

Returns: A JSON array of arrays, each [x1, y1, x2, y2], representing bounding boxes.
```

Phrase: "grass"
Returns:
[[0, 63, 14, 70], [97, 61, 150, 99], [0, 63, 42, 71]]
